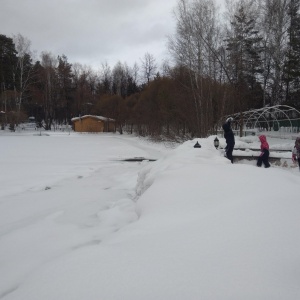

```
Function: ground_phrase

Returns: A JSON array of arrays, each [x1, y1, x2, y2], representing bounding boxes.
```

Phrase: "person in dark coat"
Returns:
[[292, 137, 300, 171], [257, 135, 270, 168], [222, 117, 235, 163]]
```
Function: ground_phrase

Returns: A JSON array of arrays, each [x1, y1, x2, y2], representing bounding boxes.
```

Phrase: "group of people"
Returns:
[[222, 117, 300, 170]]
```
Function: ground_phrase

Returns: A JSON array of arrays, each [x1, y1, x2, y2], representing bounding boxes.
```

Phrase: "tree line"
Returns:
[[1, 0, 300, 139]]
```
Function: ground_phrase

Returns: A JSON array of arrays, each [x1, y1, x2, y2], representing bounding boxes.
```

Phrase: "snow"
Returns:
[[71, 115, 115, 122], [0, 130, 300, 300]]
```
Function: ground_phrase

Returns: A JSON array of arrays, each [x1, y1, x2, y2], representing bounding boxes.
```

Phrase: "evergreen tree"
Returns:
[[283, 0, 300, 107], [226, 5, 263, 110], [56, 55, 73, 123], [0, 34, 17, 111]]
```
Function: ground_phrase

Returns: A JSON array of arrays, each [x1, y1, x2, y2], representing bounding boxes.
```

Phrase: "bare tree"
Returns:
[[112, 61, 126, 96], [140, 52, 157, 84], [131, 62, 140, 85], [72, 63, 96, 116], [99, 61, 112, 95], [168, 0, 222, 136], [40, 51, 58, 129]]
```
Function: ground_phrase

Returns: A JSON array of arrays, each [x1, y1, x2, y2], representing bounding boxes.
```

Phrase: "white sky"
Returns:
[[0, 129, 300, 299], [0, 0, 224, 70]]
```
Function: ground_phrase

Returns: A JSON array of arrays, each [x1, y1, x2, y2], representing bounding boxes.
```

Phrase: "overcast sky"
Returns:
[[0, 0, 224, 71]]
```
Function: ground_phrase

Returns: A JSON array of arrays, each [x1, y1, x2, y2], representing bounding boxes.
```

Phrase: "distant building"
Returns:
[[71, 115, 115, 133]]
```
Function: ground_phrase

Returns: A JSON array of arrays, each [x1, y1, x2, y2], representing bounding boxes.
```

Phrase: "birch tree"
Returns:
[[168, 0, 221, 136], [13, 34, 34, 118]]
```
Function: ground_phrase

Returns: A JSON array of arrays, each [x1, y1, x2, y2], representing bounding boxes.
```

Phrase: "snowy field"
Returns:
[[0, 130, 300, 300]]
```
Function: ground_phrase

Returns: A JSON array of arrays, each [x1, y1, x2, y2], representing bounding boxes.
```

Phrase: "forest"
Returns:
[[1, 0, 300, 139]]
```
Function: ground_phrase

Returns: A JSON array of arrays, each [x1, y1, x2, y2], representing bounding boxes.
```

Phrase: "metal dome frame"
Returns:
[[223, 105, 300, 132]]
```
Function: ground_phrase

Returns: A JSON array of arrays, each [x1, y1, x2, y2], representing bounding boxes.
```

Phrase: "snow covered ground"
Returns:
[[0, 130, 299, 300]]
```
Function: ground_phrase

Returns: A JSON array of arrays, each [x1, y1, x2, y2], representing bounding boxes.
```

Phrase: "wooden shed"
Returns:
[[71, 115, 115, 133]]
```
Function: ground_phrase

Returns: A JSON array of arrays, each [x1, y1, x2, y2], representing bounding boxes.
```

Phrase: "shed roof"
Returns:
[[71, 115, 115, 122]]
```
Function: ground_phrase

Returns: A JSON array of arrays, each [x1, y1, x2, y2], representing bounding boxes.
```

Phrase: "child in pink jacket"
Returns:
[[257, 135, 270, 168]]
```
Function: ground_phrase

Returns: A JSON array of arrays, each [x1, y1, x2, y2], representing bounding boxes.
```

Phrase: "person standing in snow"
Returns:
[[257, 135, 270, 168], [222, 117, 235, 163], [292, 137, 300, 170]]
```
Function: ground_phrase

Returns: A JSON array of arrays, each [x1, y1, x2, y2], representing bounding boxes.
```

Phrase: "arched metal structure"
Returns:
[[222, 105, 300, 133]]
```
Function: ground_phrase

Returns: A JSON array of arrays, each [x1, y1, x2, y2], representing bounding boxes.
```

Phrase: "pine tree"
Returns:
[[57, 55, 73, 124], [226, 5, 263, 110], [0, 34, 17, 105], [283, 0, 300, 107]]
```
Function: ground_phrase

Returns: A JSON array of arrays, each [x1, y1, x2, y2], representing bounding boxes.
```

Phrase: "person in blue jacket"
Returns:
[[222, 117, 235, 163]]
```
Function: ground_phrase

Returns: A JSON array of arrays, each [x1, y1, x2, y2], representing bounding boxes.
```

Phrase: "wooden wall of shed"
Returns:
[[74, 118, 104, 132]]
